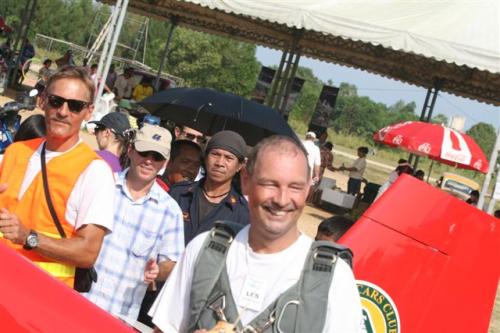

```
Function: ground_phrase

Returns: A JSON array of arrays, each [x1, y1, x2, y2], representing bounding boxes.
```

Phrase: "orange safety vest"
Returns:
[[0, 138, 99, 288]]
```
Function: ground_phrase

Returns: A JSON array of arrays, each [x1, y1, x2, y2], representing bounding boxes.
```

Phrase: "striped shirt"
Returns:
[[85, 170, 184, 323]]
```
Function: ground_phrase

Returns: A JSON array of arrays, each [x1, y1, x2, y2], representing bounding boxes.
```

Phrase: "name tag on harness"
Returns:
[[239, 275, 265, 311]]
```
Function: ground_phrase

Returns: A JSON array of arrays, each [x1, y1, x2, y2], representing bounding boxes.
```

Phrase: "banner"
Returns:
[[309, 85, 339, 128], [282, 77, 305, 118], [251, 66, 275, 104]]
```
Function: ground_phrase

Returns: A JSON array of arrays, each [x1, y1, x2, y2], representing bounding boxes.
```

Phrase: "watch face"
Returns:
[[26, 233, 38, 248]]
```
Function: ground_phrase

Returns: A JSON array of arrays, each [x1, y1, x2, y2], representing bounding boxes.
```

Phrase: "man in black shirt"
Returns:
[[169, 130, 249, 245]]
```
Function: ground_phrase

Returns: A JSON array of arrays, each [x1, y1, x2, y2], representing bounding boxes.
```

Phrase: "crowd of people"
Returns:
[[0, 59, 497, 332], [0, 66, 364, 332]]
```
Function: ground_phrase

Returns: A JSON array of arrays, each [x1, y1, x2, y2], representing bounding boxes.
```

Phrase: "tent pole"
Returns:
[[478, 127, 500, 210], [154, 17, 178, 91], [95, 1, 121, 97], [96, 0, 129, 103], [279, 52, 301, 116], [426, 160, 434, 183], [412, 79, 443, 170], [266, 49, 287, 107], [273, 31, 301, 111], [409, 86, 432, 165]]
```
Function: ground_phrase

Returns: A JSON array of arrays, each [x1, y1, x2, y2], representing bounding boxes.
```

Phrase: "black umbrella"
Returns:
[[139, 87, 298, 146]]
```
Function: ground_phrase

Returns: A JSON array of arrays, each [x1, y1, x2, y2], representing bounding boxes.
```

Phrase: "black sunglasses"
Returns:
[[134, 147, 166, 162], [46, 94, 90, 113], [183, 131, 206, 144]]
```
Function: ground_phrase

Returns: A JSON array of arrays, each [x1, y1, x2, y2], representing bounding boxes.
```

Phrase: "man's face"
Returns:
[[128, 146, 167, 183], [205, 148, 242, 184], [42, 78, 93, 143], [166, 145, 201, 184], [241, 146, 310, 239], [175, 126, 205, 145]]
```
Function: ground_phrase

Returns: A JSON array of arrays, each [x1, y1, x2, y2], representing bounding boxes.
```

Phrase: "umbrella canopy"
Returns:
[[140, 87, 299, 146], [373, 121, 489, 173]]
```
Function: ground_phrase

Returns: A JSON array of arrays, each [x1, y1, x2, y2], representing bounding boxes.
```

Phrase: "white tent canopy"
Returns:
[[192, 0, 499, 74], [101, 0, 500, 105]]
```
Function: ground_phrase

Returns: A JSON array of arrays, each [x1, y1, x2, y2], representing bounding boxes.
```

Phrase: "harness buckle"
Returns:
[[312, 246, 337, 272]]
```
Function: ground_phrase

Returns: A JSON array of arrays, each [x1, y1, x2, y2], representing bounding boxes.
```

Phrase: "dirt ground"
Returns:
[[1, 90, 499, 332]]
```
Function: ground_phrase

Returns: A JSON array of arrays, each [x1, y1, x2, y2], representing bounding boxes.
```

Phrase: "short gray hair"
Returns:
[[246, 135, 310, 177]]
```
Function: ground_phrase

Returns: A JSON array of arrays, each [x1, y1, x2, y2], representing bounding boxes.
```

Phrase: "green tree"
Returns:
[[466, 122, 497, 157], [431, 113, 448, 125]]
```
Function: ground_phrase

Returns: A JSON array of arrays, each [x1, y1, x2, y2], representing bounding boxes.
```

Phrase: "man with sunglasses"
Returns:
[[174, 125, 206, 145], [85, 124, 184, 324], [0, 67, 116, 288], [169, 130, 249, 245]]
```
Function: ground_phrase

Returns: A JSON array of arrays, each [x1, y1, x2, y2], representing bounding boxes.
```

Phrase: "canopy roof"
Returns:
[[102, 0, 500, 105]]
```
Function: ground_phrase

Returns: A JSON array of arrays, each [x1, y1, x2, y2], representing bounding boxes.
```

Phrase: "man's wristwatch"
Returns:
[[23, 230, 39, 250]]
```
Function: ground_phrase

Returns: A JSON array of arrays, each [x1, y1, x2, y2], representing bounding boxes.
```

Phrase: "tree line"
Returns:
[[1, 0, 496, 156]]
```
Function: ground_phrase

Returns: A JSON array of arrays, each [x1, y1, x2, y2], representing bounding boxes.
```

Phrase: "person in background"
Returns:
[[302, 131, 321, 184], [19, 38, 35, 66], [375, 163, 414, 201], [55, 49, 75, 68], [132, 76, 154, 102], [89, 112, 131, 172], [160, 140, 202, 189], [338, 146, 368, 195], [85, 124, 184, 324], [319, 141, 335, 181], [494, 210, 500, 219], [89, 64, 98, 80], [466, 190, 480, 206], [169, 130, 249, 245], [114, 67, 134, 100], [138, 141, 203, 327], [105, 64, 117, 91], [414, 169, 425, 181], [315, 215, 354, 242], [174, 125, 206, 145], [34, 59, 53, 93], [0, 66, 115, 288], [13, 114, 46, 142]]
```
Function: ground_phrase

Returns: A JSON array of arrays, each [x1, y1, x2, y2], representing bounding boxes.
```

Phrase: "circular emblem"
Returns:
[[473, 159, 482, 170], [357, 280, 400, 333], [392, 135, 403, 145], [417, 143, 431, 154]]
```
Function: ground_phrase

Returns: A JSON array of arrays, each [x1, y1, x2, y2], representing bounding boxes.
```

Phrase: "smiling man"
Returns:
[[0, 66, 115, 288], [169, 130, 249, 245], [149, 135, 363, 333], [85, 124, 184, 323]]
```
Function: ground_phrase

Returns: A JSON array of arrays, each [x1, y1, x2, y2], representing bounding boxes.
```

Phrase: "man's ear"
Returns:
[[84, 104, 94, 122], [240, 167, 250, 195]]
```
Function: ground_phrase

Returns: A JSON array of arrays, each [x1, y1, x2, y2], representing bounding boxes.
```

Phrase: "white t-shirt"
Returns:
[[302, 140, 321, 177], [149, 225, 363, 333], [349, 157, 366, 180], [18, 140, 115, 232]]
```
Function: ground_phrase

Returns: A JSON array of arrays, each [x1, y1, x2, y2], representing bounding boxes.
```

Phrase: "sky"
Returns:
[[256, 47, 500, 131]]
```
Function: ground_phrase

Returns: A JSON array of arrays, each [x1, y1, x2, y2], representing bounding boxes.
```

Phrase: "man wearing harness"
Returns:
[[149, 135, 363, 332]]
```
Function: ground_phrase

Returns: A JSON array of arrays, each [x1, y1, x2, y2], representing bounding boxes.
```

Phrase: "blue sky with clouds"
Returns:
[[257, 47, 499, 131]]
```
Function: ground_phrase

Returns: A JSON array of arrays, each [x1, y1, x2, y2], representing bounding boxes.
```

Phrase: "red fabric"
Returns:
[[373, 121, 489, 173], [156, 176, 170, 192]]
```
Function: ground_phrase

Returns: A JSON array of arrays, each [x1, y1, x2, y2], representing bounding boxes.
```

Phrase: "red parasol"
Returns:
[[373, 121, 489, 173]]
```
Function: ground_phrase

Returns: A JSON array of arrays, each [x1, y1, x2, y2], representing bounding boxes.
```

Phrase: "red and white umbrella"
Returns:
[[373, 121, 489, 173]]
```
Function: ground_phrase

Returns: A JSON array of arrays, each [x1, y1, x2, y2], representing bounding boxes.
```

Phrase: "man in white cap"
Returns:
[[85, 124, 184, 324], [302, 131, 321, 184]]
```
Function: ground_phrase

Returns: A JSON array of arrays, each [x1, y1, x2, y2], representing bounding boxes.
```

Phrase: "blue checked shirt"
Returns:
[[85, 170, 185, 322]]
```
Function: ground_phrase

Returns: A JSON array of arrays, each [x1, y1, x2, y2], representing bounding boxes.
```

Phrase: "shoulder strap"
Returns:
[[187, 221, 243, 332], [40, 142, 66, 239], [243, 240, 351, 333]]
